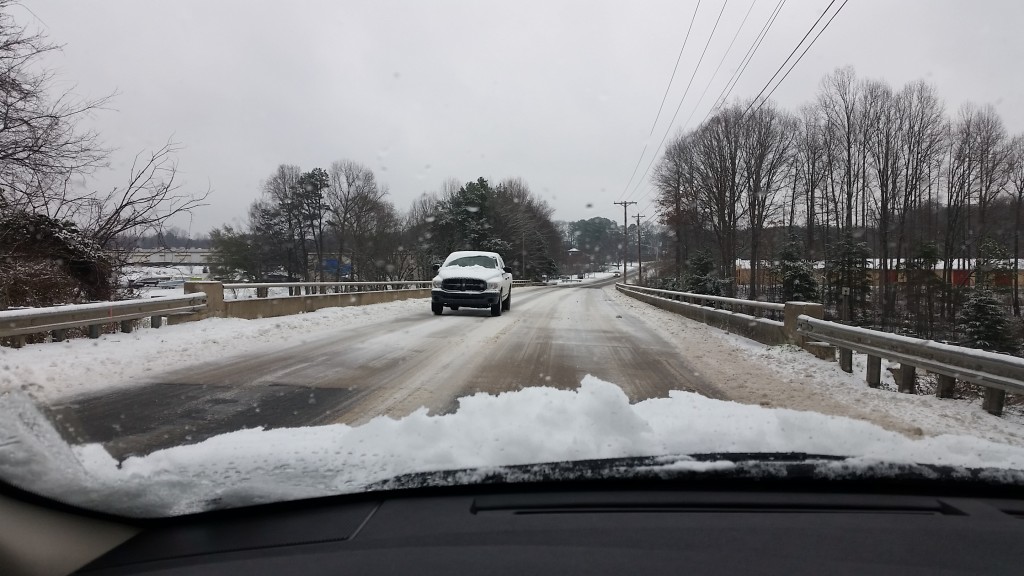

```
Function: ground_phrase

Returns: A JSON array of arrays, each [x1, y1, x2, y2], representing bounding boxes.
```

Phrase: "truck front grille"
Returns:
[[441, 278, 487, 291]]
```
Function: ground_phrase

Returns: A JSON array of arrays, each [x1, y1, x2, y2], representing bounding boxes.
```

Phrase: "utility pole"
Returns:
[[613, 200, 636, 281], [635, 213, 644, 286], [522, 230, 526, 278]]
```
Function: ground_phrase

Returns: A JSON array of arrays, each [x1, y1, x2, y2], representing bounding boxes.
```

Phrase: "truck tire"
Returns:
[[490, 296, 502, 317], [431, 302, 443, 315], [501, 289, 511, 311]]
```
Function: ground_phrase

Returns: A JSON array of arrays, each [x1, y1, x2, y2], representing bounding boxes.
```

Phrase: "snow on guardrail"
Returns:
[[0, 293, 208, 345], [796, 315, 1024, 398]]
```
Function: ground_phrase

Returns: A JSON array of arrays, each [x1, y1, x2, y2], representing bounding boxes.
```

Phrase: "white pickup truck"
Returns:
[[430, 250, 513, 316]]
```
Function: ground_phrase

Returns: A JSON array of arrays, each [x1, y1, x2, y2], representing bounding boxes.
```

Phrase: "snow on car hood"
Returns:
[[3, 375, 1024, 517], [434, 264, 503, 282]]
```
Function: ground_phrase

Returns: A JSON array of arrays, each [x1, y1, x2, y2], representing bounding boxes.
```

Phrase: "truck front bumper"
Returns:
[[431, 289, 501, 308]]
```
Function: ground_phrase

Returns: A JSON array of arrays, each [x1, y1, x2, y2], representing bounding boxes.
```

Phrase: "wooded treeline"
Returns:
[[653, 66, 1024, 350], [210, 169, 563, 282]]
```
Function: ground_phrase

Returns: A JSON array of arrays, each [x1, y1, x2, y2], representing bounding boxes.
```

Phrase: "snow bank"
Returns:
[[0, 297, 430, 403], [606, 285, 1024, 443], [3, 375, 1024, 517]]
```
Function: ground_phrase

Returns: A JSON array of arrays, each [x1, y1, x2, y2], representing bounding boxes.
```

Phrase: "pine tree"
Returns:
[[685, 248, 722, 295], [961, 288, 1017, 353], [824, 232, 871, 318], [776, 236, 818, 302]]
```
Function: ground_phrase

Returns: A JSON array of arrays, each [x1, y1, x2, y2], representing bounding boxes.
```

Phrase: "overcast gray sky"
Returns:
[[20, 0, 1024, 234]]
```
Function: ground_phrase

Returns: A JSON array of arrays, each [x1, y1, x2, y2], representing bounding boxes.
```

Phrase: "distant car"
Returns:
[[134, 276, 171, 287], [613, 272, 621, 278], [156, 279, 185, 289], [431, 250, 513, 316], [577, 273, 584, 279]]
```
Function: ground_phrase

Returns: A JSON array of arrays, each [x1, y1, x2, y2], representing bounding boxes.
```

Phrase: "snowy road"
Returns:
[[44, 279, 728, 459]]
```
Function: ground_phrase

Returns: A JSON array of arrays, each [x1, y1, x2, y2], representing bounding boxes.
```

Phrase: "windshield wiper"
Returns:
[[366, 452, 1024, 495]]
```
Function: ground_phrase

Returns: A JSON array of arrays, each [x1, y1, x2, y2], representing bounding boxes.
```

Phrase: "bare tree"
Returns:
[[653, 134, 696, 281], [325, 160, 387, 280], [795, 104, 825, 258], [689, 104, 746, 295], [1008, 135, 1024, 316], [83, 141, 209, 252], [0, 1, 111, 216], [741, 101, 794, 299], [972, 104, 1012, 236]]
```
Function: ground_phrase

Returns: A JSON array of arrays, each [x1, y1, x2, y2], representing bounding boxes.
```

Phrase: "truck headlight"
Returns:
[[487, 278, 502, 290], [432, 278, 443, 288]]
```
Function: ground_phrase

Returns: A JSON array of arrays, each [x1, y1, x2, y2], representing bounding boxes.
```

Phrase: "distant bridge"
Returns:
[[112, 248, 214, 266]]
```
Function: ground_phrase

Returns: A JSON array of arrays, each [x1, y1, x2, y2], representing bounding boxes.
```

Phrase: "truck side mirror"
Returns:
[[432, 264, 440, 272], [503, 266, 513, 274]]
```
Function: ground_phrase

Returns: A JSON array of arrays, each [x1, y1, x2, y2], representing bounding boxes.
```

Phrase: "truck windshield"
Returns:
[[445, 256, 497, 268]]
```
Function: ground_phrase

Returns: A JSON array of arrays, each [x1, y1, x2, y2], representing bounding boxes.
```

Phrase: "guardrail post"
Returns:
[[866, 355, 881, 388], [982, 388, 1006, 416], [52, 329, 67, 342], [839, 348, 853, 373], [185, 281, 225, 318], [88, 324, 101, 339], [936, 374, 955, 398], [256, 287, 268, 298], [898, 364, 917, 394], [783, 302, 824, 345], [151, 315, 163, 329], [119, 320, 134, 333]]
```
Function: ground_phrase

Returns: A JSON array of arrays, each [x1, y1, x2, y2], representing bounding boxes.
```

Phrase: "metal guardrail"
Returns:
[[615, 284, 785, 315], [0, 294, 208, 342], [796, 315, 1024, 395]]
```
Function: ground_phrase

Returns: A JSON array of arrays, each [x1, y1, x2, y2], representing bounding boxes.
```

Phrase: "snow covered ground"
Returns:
[[121, 265, 206, 285], [546, 269, 626, 285], [606, 286, 1024, 447], [0, 297, 432, 403]]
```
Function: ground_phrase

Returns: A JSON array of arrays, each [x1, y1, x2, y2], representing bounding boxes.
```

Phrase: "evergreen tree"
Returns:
[[776, 236, 818, 302], [685, 248, 722, 295], [975, 236, 1012, 289], [961, 287, 1017, 353], [824, 232, 871, 318]]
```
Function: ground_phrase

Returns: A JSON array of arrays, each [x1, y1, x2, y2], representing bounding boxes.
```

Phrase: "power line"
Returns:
[[643, 1, 850, 237], [618, 144, 648, 201], [623, 0, 730, 203], [742, 0, 837, 117], [635, 0, 781, 226], [676, 0, 758, 133], [631, 1, 758, 217], [701, 0, 786, 126], [648, 1, 702, 136], [618, 1, 703, 200], [750, 0, 851, 116]]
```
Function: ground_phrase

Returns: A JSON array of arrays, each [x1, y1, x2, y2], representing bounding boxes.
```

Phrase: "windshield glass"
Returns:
[[2, 0, 1024, 519], [445, 256, 498, 268]]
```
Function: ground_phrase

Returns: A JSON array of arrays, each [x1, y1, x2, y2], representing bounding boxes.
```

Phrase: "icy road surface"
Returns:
[[27, 279, 724, 459]]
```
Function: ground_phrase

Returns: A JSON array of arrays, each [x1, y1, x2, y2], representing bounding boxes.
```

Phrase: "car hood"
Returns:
[[434, 265, 503, 282]]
